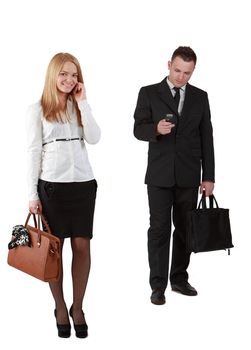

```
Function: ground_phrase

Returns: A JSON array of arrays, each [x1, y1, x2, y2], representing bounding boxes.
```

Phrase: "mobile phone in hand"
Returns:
[[165, 114, 174, 123]]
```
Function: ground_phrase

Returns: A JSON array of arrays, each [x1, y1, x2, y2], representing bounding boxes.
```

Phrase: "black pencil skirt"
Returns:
[[38, 179, 97, 239]]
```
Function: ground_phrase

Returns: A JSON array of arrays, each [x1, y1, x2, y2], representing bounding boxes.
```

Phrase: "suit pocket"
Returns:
[[148, 150, 162, 163]]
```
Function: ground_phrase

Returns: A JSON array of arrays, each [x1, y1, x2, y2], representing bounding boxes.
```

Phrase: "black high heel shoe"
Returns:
[[54, 309, 71, 338], [69, 305, 88, 338]]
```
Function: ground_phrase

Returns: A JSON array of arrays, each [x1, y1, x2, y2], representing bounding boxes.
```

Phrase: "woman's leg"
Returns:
[[70, 237, 90, 324], [49, 239, 69, 324]]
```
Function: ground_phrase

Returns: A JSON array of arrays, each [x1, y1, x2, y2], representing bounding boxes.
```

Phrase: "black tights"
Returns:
[[49, 237, 90, 324]]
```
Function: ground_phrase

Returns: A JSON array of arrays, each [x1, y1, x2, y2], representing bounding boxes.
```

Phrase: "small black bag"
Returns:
[[186, 192, 233, 254]]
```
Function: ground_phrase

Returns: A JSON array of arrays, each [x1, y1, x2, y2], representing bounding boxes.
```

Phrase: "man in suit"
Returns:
[[133, 46, 215, 305]]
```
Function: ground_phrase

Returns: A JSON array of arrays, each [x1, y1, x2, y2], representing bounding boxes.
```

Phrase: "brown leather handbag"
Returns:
[[7, 213, 61, 282]]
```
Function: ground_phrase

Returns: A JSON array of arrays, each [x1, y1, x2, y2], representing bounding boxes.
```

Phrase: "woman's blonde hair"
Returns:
[[41, 52, 83, 125]]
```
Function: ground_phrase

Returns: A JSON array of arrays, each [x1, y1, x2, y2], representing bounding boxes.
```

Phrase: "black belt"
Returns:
[[43, 137, 84, 146]]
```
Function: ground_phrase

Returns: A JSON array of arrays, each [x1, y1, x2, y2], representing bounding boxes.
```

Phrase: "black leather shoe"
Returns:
[[171, 282, 198, 296], [69, 305, 88, 338], [150, 289, 166, 305], [54, 310, 71, 338]]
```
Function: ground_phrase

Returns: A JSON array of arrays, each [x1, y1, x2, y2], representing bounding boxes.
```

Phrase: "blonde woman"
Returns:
[[26, 53, 100, 338]]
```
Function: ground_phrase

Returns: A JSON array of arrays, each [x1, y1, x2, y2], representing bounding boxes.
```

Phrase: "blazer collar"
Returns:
[[157, 78, 195, 120], [180, 83, 193, 117], [158, 77, 179, 114]]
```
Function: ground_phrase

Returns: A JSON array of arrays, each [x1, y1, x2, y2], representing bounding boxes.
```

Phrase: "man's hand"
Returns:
[[200, 181, 214, 196], [157, 119, 175, 135]]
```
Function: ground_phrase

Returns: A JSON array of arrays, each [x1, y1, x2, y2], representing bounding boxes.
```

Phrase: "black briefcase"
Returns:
[[186, 192, 233, 254]]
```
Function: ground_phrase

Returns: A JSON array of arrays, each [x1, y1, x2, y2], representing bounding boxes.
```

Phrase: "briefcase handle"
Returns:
[[198, 191, 219, 209], [24, 213, 52, 247]]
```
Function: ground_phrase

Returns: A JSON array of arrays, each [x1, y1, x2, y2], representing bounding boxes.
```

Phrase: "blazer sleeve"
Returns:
[[133, 87, 158, 142], [200, 93, 215, 182]]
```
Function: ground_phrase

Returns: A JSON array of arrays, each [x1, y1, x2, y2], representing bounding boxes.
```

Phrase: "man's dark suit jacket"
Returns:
[[133, 78, 215, 187]]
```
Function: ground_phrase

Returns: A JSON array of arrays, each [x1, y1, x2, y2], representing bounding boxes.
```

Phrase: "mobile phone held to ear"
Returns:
[[73, 83, 80, 94]]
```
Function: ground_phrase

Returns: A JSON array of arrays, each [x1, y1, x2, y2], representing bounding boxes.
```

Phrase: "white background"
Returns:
[[0, 0, 250, 349]]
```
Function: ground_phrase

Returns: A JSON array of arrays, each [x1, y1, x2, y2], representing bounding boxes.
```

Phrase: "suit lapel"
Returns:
[[157, 80, 196, 131], [180, 83, 193, 118], [178, 83, 195, 130], [158, 78, 179, 115]]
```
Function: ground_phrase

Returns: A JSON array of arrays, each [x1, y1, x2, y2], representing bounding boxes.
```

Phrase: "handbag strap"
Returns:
[[24, 213, 52, 247], [198, 191, 219, 209]]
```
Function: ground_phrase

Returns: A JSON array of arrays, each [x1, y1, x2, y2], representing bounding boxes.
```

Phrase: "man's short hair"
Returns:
[[171, 46, 197, 65]]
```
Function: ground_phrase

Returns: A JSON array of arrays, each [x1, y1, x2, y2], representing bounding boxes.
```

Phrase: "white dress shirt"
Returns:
[[26, 98, 101, 201]]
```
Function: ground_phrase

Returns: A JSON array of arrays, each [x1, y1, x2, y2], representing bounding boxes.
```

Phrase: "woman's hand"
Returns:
[[29, 200, 42, 214], [72, 82, 86, 102]]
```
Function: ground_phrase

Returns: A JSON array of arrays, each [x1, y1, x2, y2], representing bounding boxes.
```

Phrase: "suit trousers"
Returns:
[[147, 185, 198, 291]]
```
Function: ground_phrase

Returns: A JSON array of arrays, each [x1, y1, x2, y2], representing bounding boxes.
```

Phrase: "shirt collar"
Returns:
[[166, 77, 186, 92]]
